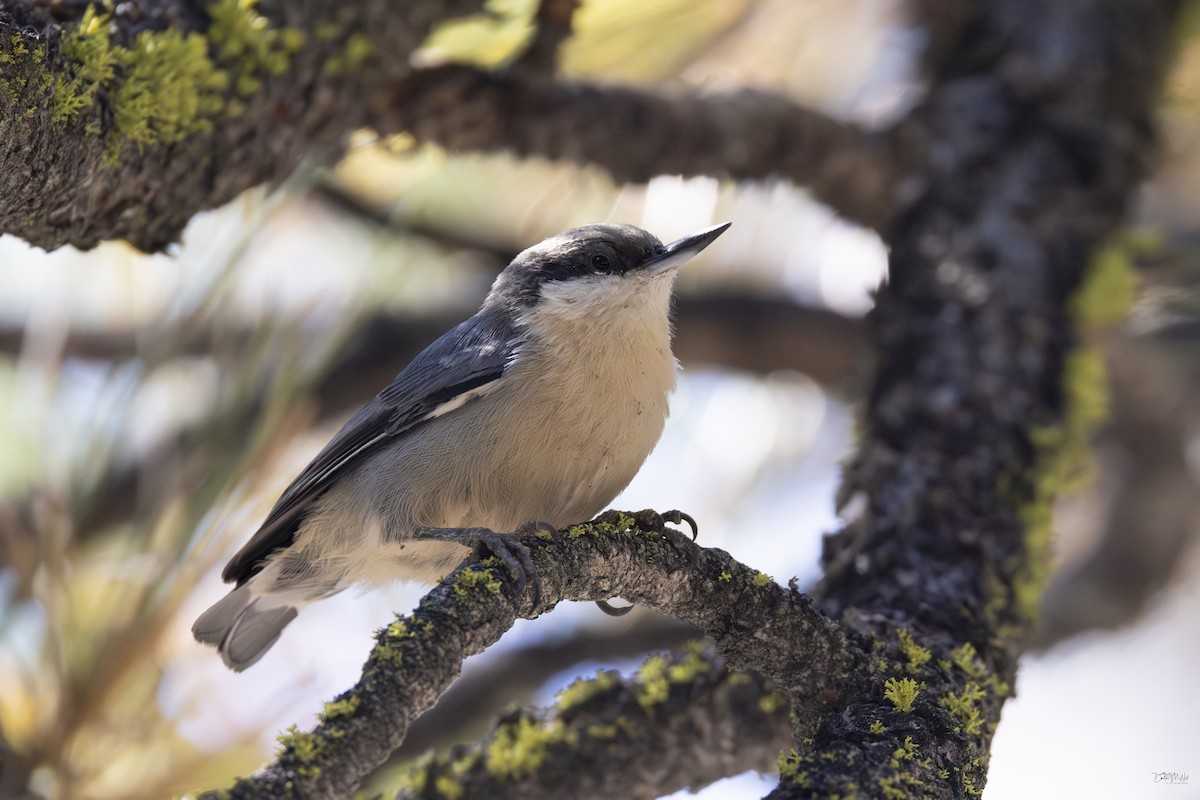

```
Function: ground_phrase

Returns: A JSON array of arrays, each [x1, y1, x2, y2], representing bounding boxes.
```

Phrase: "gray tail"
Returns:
[[192, 584, 299, 672]]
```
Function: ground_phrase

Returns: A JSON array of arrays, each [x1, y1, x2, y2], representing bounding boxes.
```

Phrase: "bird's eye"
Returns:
[[591, 254, 610, 270]]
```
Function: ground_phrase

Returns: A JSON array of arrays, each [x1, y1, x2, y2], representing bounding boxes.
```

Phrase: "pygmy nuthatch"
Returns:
[[193, 221, 731, 670]]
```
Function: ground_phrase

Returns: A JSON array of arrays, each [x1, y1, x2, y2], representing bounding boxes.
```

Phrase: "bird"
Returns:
[[192, 221, 731, 670]]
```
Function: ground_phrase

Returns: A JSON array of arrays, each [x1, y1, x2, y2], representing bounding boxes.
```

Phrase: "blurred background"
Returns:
[[1, 1, 1199, 798]]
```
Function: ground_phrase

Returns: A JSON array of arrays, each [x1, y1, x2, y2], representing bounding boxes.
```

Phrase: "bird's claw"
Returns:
[[414, 525, 541, 607], [588, 509, 699, 617], [607, 508, 699, 540]]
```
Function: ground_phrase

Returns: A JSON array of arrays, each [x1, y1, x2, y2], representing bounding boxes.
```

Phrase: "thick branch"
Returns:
[[0, 0, 486, 251], [198, 516, 869, 799], [2, 2, 901, 251], [774, 1, 1185, 797], [374, 65, 902, 231], [390, 616, 697, 760], [393, 646, 788, 800]]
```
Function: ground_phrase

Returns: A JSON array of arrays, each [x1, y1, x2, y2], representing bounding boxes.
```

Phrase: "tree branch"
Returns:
[[388, 616, 697, 761], [197, 516, 870, 799], [0, 0, 487, 251], [1, 2, 902, 251], [772, 1, 1185, 797], [374, 65, 902, 232], [392, 645, 788, 800], [509, 0, 580, 75]]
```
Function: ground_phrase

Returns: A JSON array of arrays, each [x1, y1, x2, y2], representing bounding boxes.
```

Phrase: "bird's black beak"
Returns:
[[644, 222, 732, 276]]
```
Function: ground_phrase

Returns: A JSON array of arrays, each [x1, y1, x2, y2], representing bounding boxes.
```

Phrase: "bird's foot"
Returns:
[[592, 508, 699, 540], [589, 509, 699, 617], [414, 524, 549, 606]]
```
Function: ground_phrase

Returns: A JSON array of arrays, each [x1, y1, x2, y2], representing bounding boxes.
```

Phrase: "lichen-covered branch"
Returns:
[[0, 0, 485, 251], [768, 1, 1185, 797], [196, 515, 870, 800], [390, 616, 697, 760], [392, 644, 789, 800], [1, 1, 901, 251], [374, 64, 900, 232]]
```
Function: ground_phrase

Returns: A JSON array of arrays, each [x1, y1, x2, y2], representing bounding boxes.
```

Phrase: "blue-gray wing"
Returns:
[[222, 308, 521, 584]]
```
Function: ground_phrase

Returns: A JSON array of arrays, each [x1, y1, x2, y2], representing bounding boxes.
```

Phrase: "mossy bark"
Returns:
[[0, 0, 484, 251]]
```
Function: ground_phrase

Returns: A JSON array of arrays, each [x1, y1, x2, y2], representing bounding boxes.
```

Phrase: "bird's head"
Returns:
[[486, 222, 730, 321]]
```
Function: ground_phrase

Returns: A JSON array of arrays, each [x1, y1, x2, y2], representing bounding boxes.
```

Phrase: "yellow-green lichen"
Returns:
[[454, 564, 502, 596], [890, 736, 919, 766], [718, 569, 732, 582], [897, 629, 931, 673], [486, 717, 573, 780], [636, 655, 670, 708], [939, 682, 986, 736], [46, 0, 302, 153], [567, 512, 634, 539], [209, 0, 302, 84], [325, 32, 375, 76], [869, 719, 886, 735], [949, 643, 985, 679], [752, 571, 773, 588], [113, 27, 228, 150], [321, 694, 360, 721], [433, 774, 464, 800], [51, 6, 119, 123], [777, 750, 811, 788], [555, 670, 617, 710], [1069, 238, 1141, 325], [758, 691, 785, 714], [1011, 240, 1135, 622], [277, 725, 324, 779], [883, 677, 920, 713]]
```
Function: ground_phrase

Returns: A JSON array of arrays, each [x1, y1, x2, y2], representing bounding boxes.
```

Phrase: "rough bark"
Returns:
[[789, 1, 1183, 797], [0, 0, 484, 251], [0, 1, 899, 252]]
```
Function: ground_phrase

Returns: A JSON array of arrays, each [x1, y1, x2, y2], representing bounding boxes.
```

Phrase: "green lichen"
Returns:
[[555, 670, 618, 710], [45, 0, 302, 154], [433, 774, 464, 800], [897, 629, 931, 673], [1011, 240, 1135, 621], [454, 564, 502, 596], [718, 569, 732, 582], [758, 691, 785, 714], [869, 719, 886, 735], [320, 694, 360, 721], [891, 736, 919, 765], [51, 6, 120, 123], [777, 750, 811, 788], [486, 717, 573, 780], [940, 682, 986, 736], [113, 27, 228, 151], [209, 0, 302, 85], [567, 512, 639, 538], [586, 722, 618, 739], [325, 32, 376, 75], [276, 725, 324, 779], [752, 571, 773, 588], [636, 655, 670, 709], [949, 643, 985, 679], [883, 677, 920, 713]]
